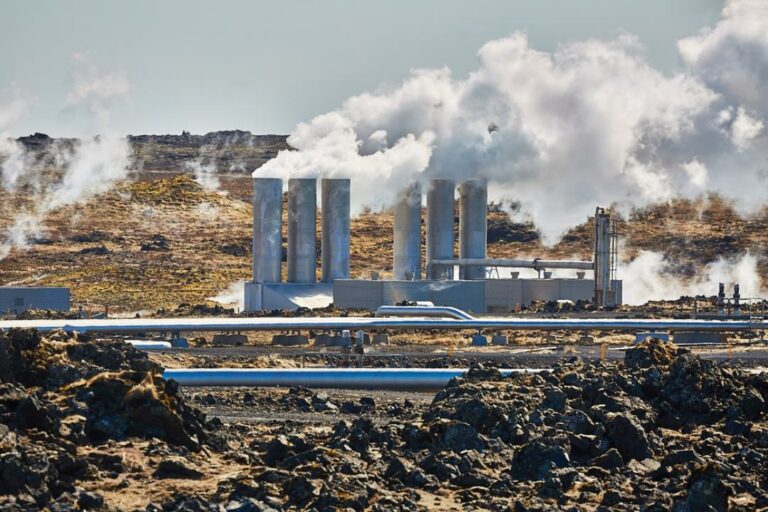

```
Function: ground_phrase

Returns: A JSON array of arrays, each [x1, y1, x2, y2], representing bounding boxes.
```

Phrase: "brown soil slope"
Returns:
[[1, 171, 765, 312], [1, 131, 766, 311]]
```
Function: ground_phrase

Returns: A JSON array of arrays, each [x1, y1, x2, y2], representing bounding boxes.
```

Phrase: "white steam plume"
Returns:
[[0, 57, 133, 260], [620, 250, 762, 305], [256, 0, 768, 244], [0, 94, 32, 191], [66, 53, 130, 125], [209, 280, 245, 309], [185, 155, 221, 192]]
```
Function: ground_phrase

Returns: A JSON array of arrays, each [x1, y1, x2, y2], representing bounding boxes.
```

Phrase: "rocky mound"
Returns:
[[0, 329, 212, 510], [209, 339, 768, 511], [1, 331, 767, 510]]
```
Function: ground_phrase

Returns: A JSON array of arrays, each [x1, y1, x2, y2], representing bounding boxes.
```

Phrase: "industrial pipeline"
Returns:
[[0, 316, 760, 334], [162, 367, 544, 391], [374, 304, 476, 320]]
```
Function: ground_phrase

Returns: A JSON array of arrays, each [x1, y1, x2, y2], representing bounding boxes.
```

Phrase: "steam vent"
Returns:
[[245, 176, 621, 312]]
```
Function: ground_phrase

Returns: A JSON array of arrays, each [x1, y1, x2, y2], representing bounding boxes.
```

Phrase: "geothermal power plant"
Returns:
[[244, 176, 622, 312]]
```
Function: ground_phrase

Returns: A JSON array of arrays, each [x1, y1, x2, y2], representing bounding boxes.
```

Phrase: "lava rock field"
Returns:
[[1, 329, 767, 510]]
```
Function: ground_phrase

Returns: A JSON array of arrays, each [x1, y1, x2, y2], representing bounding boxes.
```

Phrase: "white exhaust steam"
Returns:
[[253, 0, 768, 302], [256, 0, 767, 241]]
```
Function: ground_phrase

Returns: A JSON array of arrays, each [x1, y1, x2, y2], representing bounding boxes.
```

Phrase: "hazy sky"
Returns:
[[1, 0, 724, 137]]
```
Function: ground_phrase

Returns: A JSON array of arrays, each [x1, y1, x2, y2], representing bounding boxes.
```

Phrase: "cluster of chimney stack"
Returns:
[[394, 178, 488, 281], [252, 177, 350, 284], [252, 176, 488, 285]]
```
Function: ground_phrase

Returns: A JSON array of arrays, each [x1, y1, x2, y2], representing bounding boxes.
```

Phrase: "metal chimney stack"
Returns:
[[717, 282, 725, 316], [393, 181, 422, 280], [251, 177, 283, 283], [458, 178, 488, 280], [593, 207, 615, 306], [321, 178, 350, 282], [287, 178, 317, 283], [426, 178, 455, 280]]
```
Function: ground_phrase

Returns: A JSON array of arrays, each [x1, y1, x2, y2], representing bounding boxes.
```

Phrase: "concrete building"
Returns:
[[245, 175, 622, 313], [0, 287, 70, 315], [333, 178, 622, 313], [334, 277, 622, 314]]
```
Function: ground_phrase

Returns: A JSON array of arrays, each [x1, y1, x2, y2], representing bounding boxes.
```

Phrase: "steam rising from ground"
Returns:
[[0, 95, 31, 192], [184, 153, 221, 192], [257, 0, 768, 244], [621, 251, 762, 305], [185, 157, 221, 192], [0, 57, 133, 259], [208, 280, 245, 309]]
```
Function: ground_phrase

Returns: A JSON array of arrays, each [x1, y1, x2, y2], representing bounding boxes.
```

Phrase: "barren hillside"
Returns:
[[1, 132, 765, 312]]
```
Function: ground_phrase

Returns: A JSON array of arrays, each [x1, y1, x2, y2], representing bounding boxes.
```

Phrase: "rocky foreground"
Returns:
[[1, 329, 767, 511]]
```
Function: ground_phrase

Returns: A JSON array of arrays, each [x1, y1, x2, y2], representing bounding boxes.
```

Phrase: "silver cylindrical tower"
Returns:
[[458, 178, 487, 280], [321, 178, 350, 282], [593, 207, 614, 306], [426, 178, 455, 280], [287, 178, 317, 283], [393, 181, 422, 280], [252, 178, 283, 283]]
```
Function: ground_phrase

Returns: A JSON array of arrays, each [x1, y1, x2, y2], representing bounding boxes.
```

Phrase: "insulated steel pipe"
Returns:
[[162, 367, 541, 390], [287, 178, 317, 283], [252, 178, 283, 283], [426, 179, 455, 280], [375, 305, 476, 320], [458, 179, 487, 280], [429, 258, 594, 272], [127, 340, 172, 350], [392, 181, 422, 280], [1, 316, 758, 333], [321, 178, 350, 282]]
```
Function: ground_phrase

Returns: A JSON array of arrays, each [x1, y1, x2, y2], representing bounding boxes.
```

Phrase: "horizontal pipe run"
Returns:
[[429, 258, 594, 271], [126, 340, 172, 350], [162, 367, 543, 390], [0, 317, 759, 333], [375, 305, 476, 320]]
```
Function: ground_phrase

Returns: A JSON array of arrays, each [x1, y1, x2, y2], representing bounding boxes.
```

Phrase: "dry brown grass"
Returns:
[[1, 172, 766, 312]]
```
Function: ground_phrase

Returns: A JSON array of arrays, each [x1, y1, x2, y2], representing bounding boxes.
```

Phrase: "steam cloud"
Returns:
[[620, 251, 762, 305], [254, 0, 768, 301], [3, 3, 767, 304], [185, 157, 221, 192], [256, 0, 767, 239], [0, 57, 133, 259], [0, 95, 31, 192]]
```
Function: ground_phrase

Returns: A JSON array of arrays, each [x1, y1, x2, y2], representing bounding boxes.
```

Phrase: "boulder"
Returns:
[[153, 456, 205, 479], [510, 440, 571, 481], [605, 413, 652, 461]]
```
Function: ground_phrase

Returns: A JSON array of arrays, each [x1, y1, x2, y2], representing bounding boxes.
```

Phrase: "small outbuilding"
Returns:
[[0, 287, 71, 315]]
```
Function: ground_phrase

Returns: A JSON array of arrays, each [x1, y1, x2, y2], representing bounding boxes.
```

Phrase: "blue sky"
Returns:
[[1, 0, 724, 137]]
